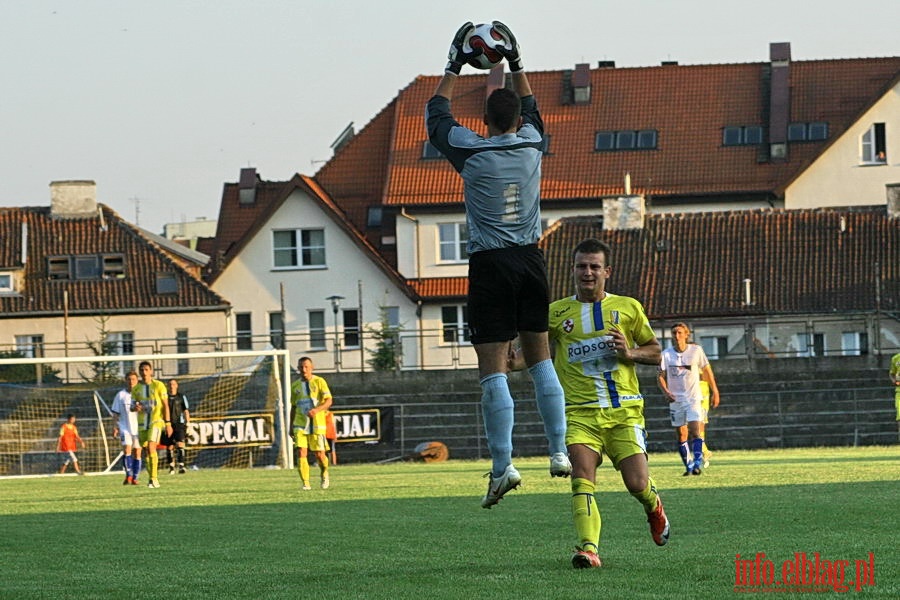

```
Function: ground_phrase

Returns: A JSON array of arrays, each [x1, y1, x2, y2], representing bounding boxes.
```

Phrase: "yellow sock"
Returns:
[[630, 476, 660, 513], [319, 454, 329, 478], [149, 452, 158, 480], [299, 457, 310, 484], [571, 477, 600, 551]]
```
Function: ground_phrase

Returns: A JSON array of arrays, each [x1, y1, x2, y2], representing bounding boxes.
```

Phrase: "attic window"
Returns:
[[422, 141, 444, 160], [367, 206, 383, 228], [787, 122, 828, 142], [0, 272, 13, 293], [723, 126, 763, 146], [48, 257, 70, 279], [102, 254, 126, 279], [595, 130, 657, 152], [156, 272, 178, 294]]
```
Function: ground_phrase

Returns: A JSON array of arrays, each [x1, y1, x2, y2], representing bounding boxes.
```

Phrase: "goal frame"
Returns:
[[0, 349, 293, 476]]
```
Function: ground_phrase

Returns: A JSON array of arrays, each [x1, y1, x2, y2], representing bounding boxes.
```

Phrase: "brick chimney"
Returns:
[[238, 167, 257, 205], [50, 180, 97, 219], [486, 63, 505, 97], [768, 42, 791, 161]]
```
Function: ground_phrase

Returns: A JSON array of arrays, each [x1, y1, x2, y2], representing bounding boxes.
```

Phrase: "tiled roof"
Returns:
[[317, 57, 900, 214], [408, 276, 467, 300], [540, 207, 900, 319], [0, 205, 228, 317]]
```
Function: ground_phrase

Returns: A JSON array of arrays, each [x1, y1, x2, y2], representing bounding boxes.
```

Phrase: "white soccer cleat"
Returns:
[[481, 465, 522, 509], [550, 452, 572, 478], [321, 475, 330, 490]]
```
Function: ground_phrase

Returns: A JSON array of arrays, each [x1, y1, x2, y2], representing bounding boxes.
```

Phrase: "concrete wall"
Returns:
[[323, 356, 897, 464]]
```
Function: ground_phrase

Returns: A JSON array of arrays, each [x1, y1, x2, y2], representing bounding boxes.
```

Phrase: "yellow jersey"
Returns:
[[291, 375, 332, 435], [549, 293, 656, 410], [131, 379, 168, 429]]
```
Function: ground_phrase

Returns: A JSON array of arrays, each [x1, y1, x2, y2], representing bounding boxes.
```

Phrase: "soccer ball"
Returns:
[[463, 23, 507, 70]]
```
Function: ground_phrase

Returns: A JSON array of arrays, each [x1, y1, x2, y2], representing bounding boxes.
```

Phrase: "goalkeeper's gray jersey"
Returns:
[[426, 94, 544, 254]]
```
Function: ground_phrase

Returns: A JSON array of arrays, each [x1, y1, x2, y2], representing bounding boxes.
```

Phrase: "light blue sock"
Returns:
[[124, 455, 133, 478], [528, 359, 567, 455], [692, 437, 704, 466], [678, 441, 690, 467], [480, 373, 514, 477]]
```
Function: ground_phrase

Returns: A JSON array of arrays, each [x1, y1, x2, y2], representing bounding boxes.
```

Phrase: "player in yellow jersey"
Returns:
[[548, 238, 669, 569], [132, 361, 171, 489], [289, 357, 333, 491], [891, 352, 900, 434]]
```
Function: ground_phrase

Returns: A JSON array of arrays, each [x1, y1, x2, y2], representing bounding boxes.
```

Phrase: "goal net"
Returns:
[[0, 349, 291, 477]]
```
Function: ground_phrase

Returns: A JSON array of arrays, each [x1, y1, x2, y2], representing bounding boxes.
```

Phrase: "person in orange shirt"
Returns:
[[57, 414, 86, 475]]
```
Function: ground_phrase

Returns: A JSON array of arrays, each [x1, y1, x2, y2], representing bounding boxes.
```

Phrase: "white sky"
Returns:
[[2, 0, 898, 234]]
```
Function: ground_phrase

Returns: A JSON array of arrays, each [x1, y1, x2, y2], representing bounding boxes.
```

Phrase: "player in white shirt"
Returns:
[[111, 371, 142, 485], [658, 323, 720, 475]]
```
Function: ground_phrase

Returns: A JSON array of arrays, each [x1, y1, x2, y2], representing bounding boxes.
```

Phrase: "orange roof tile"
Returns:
[[540, 208, 899, 319], [0, 205, 228, 316]]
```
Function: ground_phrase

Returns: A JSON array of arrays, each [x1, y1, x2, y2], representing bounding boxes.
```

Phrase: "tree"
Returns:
[[81, 315, 126, 384], [365, 306, 403, 372]]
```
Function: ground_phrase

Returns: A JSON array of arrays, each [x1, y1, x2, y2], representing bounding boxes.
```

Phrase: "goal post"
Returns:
[[0, 349, 292, 477]]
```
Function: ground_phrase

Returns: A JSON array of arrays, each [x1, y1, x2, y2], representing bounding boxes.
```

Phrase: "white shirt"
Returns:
[[659, 344, 709, 403], [111, 389, 139, 435]]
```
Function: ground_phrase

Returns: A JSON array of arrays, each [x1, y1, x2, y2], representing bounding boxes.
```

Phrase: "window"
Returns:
[[156, 273, 178, 294], [861, 123, 886, 163], [106, 332, 134, 376], [0, 273, 13, 293], [367, 206, 383, 228], [343, 309, 360, 348], [808, 122, 828, 141], [273, 229, 326, 268], [175, 329, 189, 375], [269, 312, 284, 349], [235, 313, 253, 350], [46, 254, 126, 280], [787, 123, 807, 141], [841, 332, 868, 356], [422, 141, 444, 159], [788, 122, 829, 142], [699, 336, 728, 360], [723, 126, 764, 146], [15, 335, 44, 358], [438, 223, 468, 262], [48, 257, 70, 279], [309, 310, 326, 350], [102, 254, 125, 278], [595, 129, 657, 151], [791, 332, 825, 357], [441, 305, 469, 343]]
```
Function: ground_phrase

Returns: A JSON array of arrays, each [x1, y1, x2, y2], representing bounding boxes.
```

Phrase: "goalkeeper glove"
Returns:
[[445, 21, 480, 75], [492, 21, 523, 72]]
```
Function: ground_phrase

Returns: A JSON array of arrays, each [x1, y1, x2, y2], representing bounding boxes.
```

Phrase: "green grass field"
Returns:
[[2, 447, 898, 599]]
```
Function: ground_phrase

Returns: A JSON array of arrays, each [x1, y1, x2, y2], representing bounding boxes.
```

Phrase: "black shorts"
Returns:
[[467, 244, 550, 344], [160, 424, 187, 446]]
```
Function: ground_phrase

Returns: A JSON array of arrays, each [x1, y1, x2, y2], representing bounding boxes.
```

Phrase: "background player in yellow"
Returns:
[[132, 361, 171, 489], [289, 357, 333, 490], [547, 238, 668, 569]]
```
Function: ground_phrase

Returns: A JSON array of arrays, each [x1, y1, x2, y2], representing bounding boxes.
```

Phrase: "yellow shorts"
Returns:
[[139, 423, 164, 446], [294, 430, 329, 452], [566, 406, 647, 470]]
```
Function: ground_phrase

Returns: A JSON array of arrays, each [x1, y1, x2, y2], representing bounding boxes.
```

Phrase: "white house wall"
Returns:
[[0, 311, 227, 379], [211, 189, 417, 371], [786, 83, 900, 209]]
